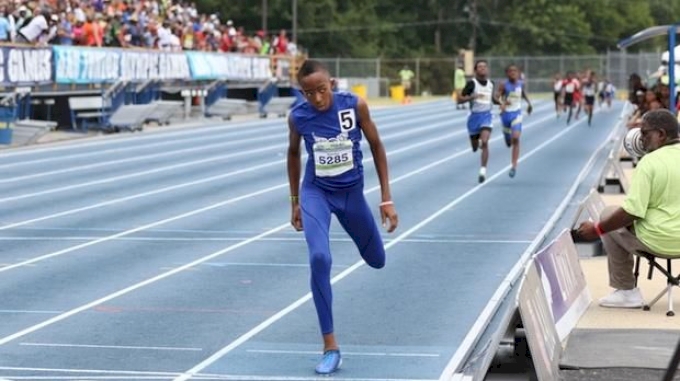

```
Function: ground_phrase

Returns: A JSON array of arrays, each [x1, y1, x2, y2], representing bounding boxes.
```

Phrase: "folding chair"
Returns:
[[634, 250, 680, 317]]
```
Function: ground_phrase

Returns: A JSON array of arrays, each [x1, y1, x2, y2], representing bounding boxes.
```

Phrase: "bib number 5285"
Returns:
[[313, 139, 354, 177], [318, 152, 349, 165]]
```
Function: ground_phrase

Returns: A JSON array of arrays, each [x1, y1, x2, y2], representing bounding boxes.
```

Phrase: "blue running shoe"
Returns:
[[315, 349, 342, 375], [509, 168, 516, 178]]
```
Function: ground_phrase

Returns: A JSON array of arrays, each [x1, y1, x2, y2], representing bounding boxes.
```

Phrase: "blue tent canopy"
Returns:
[[617, 24, 680, 113]]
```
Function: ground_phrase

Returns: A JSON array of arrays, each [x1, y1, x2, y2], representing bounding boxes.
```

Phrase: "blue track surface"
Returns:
[[0, 99, 623, 381]]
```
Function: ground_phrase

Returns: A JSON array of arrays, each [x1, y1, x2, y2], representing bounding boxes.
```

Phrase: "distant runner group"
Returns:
[[455, 62, 616, 183]]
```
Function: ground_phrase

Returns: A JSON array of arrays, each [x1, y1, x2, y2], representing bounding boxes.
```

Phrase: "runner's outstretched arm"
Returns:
[[357, 98, 398, 233]]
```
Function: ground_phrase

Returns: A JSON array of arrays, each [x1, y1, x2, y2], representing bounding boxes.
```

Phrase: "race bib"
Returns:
[[476, 91, 492, 104], [507, 89, 521, 106], [313, 139, 354, 177], [565, 83, 575, 93]]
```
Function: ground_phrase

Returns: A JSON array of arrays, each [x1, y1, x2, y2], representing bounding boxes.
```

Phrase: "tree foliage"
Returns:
[[198, 0, 680, 57]]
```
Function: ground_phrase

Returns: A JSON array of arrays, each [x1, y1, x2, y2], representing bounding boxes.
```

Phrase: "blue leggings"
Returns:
[[300, 182, 386, 335]]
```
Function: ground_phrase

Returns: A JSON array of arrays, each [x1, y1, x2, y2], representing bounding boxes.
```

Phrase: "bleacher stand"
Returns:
[[0, 0, 303, 146]]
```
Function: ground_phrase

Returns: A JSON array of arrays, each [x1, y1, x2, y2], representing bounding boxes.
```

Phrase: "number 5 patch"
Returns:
[[338, 109, 356, 132]]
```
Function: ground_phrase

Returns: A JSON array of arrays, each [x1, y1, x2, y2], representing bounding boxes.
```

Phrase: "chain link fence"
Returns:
[[316, 52, 664, 97]]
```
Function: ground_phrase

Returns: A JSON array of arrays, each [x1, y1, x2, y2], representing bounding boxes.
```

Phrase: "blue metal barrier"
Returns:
[[205, 82, 227, 108], [257, 81, 279, 116], [110, 85, 129, 112], [16, 93, 30, 120], [123, 83, 138, 106], [134, 81, 161, 104], [292, 87, 305, 108], [0, 100, 18, 144]]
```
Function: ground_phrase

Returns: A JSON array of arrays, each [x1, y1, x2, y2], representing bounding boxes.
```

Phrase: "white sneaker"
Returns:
[[598, 288, 645, 308], [478, 167, 486, 183]]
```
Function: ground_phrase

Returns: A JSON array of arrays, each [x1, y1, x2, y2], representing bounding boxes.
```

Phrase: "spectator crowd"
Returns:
[[627, 67, 680, 128], [0, 0, 298, 55]]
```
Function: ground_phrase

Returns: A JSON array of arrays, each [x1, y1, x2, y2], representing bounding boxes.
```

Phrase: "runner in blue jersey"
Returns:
[[458, 60, 502, 183], [496, 64, 533, 178], [287, 59, 399, 375]]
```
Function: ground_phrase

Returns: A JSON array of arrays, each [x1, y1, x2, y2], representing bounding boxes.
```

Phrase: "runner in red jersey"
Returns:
[[561, 72, 579, 124]]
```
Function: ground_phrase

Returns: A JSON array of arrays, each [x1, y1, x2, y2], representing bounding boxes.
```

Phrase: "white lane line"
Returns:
[[0, 135, 281, 184], [386, 239, 533, 244], [438, 106, 623, 380], [0, 108, 556, 273], [0, 376, 175, 381], [0, 183, 287, 273], [246, 349, 440, 357], [0, 130, 456, 242], [0, 117, 293, 159], [172, 105, 590, 381], [9, 227, 266, 233], [7, 226, 540, 239], [0, 105, 555, 347], [0, 366, 181, 376], [0, 124, 282, 171], [0, 103, 553, 231], [0, 145, 488, 351], [6, 225, 535, 237], [0, 310, 62, 314], [0, 117, 526, 344], [0, 236, 533, 244], [19, 342, 202, 351], [0, 156, 280, 206], [191, 375, 438, 381], [0, 376, 174, 381], [193, 262, 312, 268], [0, 99, 451, 161], [0, 114, 463, 203], [0, 160, 285, 230], [0, 102, 448, 169], [0, 109, 459, 182], [0, 124, 468, 231], [0, 375, 438, 381], [1, 104, 548, 208]]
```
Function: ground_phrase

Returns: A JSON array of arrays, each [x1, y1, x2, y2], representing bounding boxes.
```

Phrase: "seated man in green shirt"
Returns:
[[577, 109, 680, 308]]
